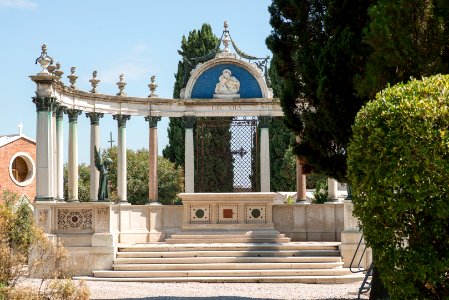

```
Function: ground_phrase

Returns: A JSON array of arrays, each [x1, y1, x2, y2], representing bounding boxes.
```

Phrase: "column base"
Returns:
[[66, 199, 80, 203], [296, 198, 310, 204]]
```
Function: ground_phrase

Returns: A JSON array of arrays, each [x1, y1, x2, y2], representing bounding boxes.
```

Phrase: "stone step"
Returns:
[[112, 262, 344, 271], [76, 274, 365, 284], [93, 268, 353, 278], [118, 242, 340, 252], [166, 238, 291, 244], [114, 256, 342, 264], [116, 250, 341, 258]]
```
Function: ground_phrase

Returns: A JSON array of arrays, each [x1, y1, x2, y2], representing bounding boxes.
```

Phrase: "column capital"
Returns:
[[113, 114, 131, 128], [32, 96, 57, 112], [145, 116, 161, 128], [66, 109, 82, 123], [86, 112, 104, 125], [55, 105, 67, 118], [259, 116, 272, 128], [183, 116, 196, 129]]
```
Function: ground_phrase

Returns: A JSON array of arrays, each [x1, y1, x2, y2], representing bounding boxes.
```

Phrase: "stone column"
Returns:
[[296, 157, 308, 202], [32, 97, 57, 201], [259, 116, 271, 192], [114, 114, 130, 202], [67, 109, 82, 202], [327, 178, 339, 202], [145, 116, 161, 203], [55, 107, 65, 200], [295, 136, 307, 202], [86, 112, 104, 201], [184, 116, 195, 193]]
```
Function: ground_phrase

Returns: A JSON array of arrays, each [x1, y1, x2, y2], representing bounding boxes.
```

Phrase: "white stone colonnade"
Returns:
[[30, 77, 286, 203]]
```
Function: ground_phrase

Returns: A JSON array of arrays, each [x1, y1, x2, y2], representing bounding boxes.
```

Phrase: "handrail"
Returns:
[[350, 232, 367, 273]]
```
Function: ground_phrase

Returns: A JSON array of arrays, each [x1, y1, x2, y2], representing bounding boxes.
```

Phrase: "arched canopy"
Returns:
[[183, 57, 272, 99]]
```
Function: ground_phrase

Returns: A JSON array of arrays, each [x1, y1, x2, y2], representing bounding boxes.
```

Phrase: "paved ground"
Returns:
[[16, 279, 367, 300]]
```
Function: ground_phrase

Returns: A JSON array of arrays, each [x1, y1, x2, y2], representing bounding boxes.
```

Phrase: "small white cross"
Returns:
[[18, 123, 23, 136]]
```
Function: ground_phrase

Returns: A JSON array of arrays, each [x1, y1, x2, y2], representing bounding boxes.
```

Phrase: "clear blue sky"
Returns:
[[0, 0, 273, 164]]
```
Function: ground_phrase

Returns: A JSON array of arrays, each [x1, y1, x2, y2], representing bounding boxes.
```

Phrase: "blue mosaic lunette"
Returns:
[[191, 63, 263, 99]]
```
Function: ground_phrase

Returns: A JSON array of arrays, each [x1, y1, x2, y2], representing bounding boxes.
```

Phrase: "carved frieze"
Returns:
[[57, 209, 93, 231]]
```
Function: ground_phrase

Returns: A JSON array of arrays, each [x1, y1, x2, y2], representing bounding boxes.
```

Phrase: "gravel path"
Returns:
[[19, 279, 369, 299]]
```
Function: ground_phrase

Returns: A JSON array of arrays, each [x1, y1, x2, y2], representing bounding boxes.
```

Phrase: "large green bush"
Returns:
[[347, 74, 449, 299]]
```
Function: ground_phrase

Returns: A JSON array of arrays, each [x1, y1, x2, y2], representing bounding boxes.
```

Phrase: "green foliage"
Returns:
[[270, 118, 296, 192], [163, 24, 219, 167], [103, 147, 184, 204], [348, 74, 449, 299], [266, 0, 374, 182], [0, 191, 89, 299], [312, 177, 328, 204], [195, 118, 234, 192], [356, 0, 449, 99], [63, 164, 90, 202]]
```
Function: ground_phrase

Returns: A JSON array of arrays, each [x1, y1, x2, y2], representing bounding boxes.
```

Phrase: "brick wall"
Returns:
[[0, 138, 36, 201]]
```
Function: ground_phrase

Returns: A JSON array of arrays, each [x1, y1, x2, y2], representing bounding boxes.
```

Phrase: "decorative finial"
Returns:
[[89, 70, 100, 93], [54, 62, 64, 82], [35, 44, 54, 74], [67, 66, 78, 89], [116, 73, 127, 96], [47, 62, 56, 74], [148, 75, 158, 98], [221, 21, 231, 53]]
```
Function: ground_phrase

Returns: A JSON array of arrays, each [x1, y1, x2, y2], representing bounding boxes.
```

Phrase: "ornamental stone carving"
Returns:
[[213, 69, 240, 99], [57, 209, 93, 230]]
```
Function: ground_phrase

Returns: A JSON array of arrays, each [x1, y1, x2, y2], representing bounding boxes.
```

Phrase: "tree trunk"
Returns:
[[369, 264, 389, 300]]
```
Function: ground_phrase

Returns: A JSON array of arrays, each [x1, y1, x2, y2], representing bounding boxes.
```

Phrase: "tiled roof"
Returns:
[[0, 134, 36, 148]]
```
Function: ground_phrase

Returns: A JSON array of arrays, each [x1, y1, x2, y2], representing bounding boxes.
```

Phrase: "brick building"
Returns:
[[0, 131, 36, 201]]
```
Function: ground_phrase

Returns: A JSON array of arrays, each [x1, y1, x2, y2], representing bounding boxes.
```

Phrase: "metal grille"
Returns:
[[196, 117, 258, 192]]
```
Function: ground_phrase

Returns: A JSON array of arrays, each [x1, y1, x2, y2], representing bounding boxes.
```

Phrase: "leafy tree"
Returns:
[[348, 75, 449, 299], [63, 164, 90, 202], [268, 63, 296, 192], [102, 147, 183, 205], [163, 24, 219, 167], [356, 0, 449, 99], [266, 0, 374, 182]]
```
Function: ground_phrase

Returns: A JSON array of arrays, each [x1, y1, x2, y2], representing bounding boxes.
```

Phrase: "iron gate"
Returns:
[[195, 117, 259, 192]]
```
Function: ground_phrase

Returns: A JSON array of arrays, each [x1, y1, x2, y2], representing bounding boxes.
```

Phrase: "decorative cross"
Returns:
[[108, 131, 115, 148], [231, 146, 247, 158], [18, 123, 23, 136]]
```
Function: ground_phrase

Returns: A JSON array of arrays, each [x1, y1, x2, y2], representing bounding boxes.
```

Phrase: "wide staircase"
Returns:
[[91, 240, 364, 283]]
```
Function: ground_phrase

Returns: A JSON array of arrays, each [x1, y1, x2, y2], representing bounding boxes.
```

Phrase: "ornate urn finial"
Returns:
[[47, 62, 56, 74], [35, 44, 54, 74], [54, 62, 64, 82], [116, 73, 127, 96], [89, 70, 100, 93], [148, 75, 158, 98], [67, 66, 78, 89], [222, 21, 231, 53]]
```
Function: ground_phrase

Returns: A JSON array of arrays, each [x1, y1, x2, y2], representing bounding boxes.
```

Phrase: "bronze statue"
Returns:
[[94, 146, 113, 201]]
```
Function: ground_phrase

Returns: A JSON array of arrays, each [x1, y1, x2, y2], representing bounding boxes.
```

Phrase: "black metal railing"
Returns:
[[350, 233, 373, 299]]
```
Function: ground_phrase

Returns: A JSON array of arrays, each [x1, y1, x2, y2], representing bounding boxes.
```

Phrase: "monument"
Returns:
[[29, 22, 367, 283]]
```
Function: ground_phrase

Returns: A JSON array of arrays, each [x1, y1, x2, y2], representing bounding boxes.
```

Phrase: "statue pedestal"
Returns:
[[213, 93, 240, 99]]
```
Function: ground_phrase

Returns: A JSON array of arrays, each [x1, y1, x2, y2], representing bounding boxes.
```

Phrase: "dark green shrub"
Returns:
[[312, 177, 328, 204], [347, 74, 449, 299]]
